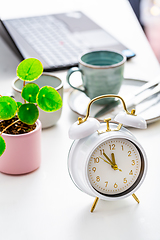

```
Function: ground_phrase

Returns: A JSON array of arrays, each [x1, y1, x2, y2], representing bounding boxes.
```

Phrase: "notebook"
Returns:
[[2, 11, 135, 71]]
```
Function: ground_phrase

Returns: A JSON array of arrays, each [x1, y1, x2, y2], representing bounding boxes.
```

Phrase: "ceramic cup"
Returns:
[[66, 50, 126, 104], [12, 73, 63, 128]]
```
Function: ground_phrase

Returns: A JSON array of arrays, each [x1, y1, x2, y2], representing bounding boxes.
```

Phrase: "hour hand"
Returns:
[[111, 153, 116, 165], [111, 153, 122, 172]]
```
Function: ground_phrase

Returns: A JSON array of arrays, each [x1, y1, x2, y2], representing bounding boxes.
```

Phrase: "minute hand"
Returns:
[[103, 152, 113, 165]]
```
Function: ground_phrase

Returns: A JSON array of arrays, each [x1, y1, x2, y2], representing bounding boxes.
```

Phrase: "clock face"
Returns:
[[88, 138, 144, 197]]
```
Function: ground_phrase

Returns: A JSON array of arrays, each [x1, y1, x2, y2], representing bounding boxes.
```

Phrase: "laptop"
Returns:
[[2, 11, 135, 71]]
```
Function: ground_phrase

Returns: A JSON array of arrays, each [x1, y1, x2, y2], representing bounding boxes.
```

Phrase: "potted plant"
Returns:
[[0, 58, 62, 175]]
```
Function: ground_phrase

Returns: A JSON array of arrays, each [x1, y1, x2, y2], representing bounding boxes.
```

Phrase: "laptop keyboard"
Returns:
[[9, 15, 87, 70]]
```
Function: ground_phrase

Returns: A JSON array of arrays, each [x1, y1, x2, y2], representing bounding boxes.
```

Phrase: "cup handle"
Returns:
[[66, 67, 85, 93]]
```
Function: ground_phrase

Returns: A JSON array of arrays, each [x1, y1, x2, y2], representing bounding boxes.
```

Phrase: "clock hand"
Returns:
[[111, 153, 116, 165], [103, 152, 113, 165], [111, 153, 122, 172], [112, 165, 122, 172], [99, 156, 113, 166], [99, 156, 122, 172]]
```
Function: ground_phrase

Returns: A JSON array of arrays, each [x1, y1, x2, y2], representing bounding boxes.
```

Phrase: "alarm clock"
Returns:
[[68, 95, 147, 212]]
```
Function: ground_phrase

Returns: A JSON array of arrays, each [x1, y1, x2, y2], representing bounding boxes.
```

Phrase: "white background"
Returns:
[[1, 0, 160, 239]]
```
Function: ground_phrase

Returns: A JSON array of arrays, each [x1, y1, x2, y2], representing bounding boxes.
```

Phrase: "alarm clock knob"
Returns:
[[69, 117, 100, 140]]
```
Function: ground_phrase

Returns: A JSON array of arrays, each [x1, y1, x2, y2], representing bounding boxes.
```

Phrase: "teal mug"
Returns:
[[66, 50, 126, 104]]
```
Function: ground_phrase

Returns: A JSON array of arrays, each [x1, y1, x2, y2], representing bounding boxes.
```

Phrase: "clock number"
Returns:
[[100, 149, 104, 155], [105, 181, 108, 187], [129, 170, 133, 175], [121, 145, 124, 151], [92, 167, 96, 172], [123, 178, 127, 183], [114, 183, 118, 188], [131, 160, 135, 165], [94, 157, 99, 163], [109, 144, 115, 150], [128, 151, 131, 156], [96, 176, 100, 182]]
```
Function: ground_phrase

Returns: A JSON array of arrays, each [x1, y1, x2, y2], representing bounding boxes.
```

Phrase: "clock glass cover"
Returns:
[[88, 138, 144, 197]]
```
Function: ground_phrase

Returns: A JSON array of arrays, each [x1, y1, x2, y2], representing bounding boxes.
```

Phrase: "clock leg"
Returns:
[[132, 193, 140, 203], [91, 197, 99, 212]]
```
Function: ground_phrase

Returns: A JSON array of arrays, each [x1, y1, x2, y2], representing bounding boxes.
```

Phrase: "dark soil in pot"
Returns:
[[0, 116, 36, 135]]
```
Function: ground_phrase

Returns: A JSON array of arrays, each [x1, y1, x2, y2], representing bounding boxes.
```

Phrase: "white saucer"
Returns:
[[68, 78, 160, 124]]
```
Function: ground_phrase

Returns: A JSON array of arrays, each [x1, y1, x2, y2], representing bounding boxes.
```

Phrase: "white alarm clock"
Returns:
[[68, 95, 147, 212]]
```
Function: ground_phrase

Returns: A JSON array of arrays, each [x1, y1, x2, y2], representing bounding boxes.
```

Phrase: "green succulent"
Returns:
[[0, 135, 6, 156], [0, 96, 17, 120], [0, 58, 63, 156], [17, 58, 43, 81]]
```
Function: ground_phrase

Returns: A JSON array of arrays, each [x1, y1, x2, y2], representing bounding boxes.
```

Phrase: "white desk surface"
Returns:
[[1, 0, 160, 239]]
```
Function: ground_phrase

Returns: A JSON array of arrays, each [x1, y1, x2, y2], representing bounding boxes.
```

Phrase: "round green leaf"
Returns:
[[36, 86, 62, 112], [0, 96, 17, 120], [16, 58, 43, 82], [17, 103, 39, 125], [0, 136, 6, 156], [17, 102, 22, 109], [21, 83, 40, 103]]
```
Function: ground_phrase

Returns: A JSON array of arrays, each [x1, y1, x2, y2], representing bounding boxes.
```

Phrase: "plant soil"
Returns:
[[0, 117, 36, 135]]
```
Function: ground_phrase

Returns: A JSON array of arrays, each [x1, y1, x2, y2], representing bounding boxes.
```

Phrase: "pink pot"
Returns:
[[0, 120, 41, 175]]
